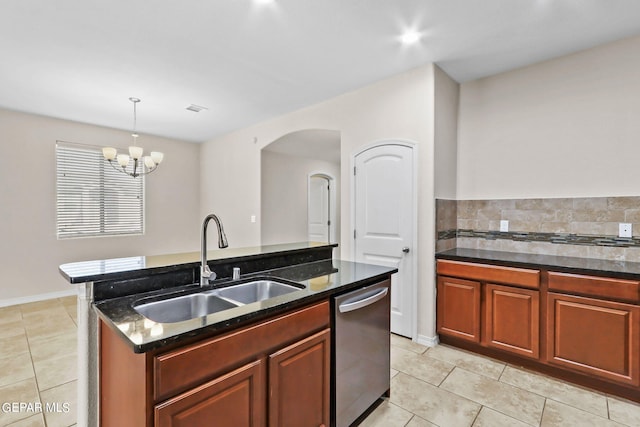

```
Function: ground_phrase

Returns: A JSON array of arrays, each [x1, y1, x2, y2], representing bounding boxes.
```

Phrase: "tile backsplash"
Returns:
[[436, 197, 640, 261]]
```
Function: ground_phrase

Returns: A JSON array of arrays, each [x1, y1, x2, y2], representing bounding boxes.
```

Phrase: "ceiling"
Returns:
[[2, 1, 640, 143]]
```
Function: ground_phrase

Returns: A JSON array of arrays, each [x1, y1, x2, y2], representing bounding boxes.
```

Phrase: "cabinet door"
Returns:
[[155, 359, 266, 427], [484, 284, 539, 358], [269, 329, 330, 427], [437, 276, 481, 343], [547, 292, 640, 386]]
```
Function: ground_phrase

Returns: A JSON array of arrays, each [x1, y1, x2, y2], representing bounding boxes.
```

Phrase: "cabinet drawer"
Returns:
[[437, 260, 540, 289], [548, 272, 640, 303], [154, 301, 329, 402]]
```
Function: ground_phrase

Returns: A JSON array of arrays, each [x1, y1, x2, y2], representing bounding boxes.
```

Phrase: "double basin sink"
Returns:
[[133, 278, 304, 323]]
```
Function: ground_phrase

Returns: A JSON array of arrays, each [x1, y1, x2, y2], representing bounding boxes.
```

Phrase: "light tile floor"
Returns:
[[3, 298, 640, 427], [0, 297, 77, 427], [363, 334, 640, 427]]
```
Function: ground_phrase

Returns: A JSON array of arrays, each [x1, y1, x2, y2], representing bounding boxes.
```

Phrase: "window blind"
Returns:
[[56, 141, 144, 239]]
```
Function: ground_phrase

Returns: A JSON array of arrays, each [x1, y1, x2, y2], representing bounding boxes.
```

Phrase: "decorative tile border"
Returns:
[[438, 229, 640, 249], [438, 229, 457, 240]]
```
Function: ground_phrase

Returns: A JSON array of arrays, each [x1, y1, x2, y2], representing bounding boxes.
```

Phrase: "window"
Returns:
[[56, 141, 144, 239]]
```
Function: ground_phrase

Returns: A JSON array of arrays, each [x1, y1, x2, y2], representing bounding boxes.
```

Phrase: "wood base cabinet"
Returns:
[[484, 284, 539, 359], [547, 292, 640, 386], [155, 329, 330, 427], [100, 301, 331, 427], [436, 276, 481, 343], [436, 260, 540, 357], [269, 330, 330, 427], [437, 258, 640, 402]]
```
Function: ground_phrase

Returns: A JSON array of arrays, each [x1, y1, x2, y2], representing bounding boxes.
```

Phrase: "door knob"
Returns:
[[402, 247, 410, 253]]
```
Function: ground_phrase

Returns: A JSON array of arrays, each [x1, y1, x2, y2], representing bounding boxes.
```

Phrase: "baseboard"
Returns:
[[416, 334, 439, 347], [0, 288, 76, 308]]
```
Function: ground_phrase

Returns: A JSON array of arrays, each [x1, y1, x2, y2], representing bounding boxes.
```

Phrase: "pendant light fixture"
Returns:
[[102, 97, 164, 178]]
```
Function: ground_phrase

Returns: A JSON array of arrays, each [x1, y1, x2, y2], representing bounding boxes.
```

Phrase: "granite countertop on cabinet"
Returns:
[[59, 241, 336, 284], [437, 247, 640, 280], [94, 258, 396, 353]]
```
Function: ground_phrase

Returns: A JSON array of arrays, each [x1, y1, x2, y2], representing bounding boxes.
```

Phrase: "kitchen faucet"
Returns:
[[200, 214, 229, 287]]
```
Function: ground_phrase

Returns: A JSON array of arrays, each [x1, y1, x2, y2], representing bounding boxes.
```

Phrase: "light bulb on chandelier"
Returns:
[[102, 97, 164, 178]]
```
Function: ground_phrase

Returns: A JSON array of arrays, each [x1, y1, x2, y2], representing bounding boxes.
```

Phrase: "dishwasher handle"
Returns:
[[338, 287, 389, 313]]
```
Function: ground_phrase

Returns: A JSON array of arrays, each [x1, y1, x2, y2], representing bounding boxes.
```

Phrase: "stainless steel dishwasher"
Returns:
[[333, 280, 391, 426]]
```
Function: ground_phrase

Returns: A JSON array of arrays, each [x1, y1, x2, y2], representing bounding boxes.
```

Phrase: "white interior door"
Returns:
[[308, 175, 330, 243], [354, 143, 415, 337]]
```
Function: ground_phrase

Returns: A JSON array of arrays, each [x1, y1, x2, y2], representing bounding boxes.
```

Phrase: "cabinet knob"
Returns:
[[402, 247, 410, 253]]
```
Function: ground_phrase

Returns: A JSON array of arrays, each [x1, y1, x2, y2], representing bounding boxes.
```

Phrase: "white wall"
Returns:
[[0, 109, 201, 302], [261, 150, 340, 246], [201, 64, 438, 341], [458, 34, 640, 200]]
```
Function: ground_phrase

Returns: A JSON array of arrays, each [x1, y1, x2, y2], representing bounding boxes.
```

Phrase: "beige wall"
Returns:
[[434, 65, 459, 199], [0, 109, 201, 302], [261, 150, 340, 246], [458, 34, 640, 200], [201, 64, 438, 342]]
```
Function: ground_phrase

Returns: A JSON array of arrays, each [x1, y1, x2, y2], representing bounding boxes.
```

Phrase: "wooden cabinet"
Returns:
[[269, 329, 330, 427], [484, 283, 539, 359], [100, 301, 331, 427], [155, 329, 331, 427], [547, 292, 640, 386], [436, 260, 540, 357], [436, 257, 640, 402], [436, 276, 481, 343]]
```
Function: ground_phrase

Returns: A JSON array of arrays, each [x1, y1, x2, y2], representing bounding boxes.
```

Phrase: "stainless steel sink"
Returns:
[[134, 293, 240, 323], [133, 278, 304, 323], [216, 279, 303, 304]]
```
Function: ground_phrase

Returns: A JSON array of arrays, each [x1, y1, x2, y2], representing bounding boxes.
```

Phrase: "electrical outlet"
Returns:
[[500, 220, 509, 232], [619, 223, 632, 238], [251, 215, 256, 223]]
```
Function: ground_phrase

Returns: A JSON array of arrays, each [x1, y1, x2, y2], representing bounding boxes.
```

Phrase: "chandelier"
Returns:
[[102, 97, 164, 178]]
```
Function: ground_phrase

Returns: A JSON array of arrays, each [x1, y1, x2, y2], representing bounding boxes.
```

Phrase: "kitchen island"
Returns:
[[60, 242, 397, 426]]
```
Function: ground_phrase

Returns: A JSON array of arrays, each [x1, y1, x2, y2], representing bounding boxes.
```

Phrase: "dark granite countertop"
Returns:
[[59, 242, 336, 284], [436, 248, 640, 280], [95, 258, 397, 353]]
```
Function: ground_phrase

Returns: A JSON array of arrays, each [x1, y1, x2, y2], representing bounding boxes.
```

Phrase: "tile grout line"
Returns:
[[435, 364, 457, 388], [538, 398, 547, 427], [468, 405, 482, 427], [403, 414, 415, 427], [21, 304, 48, 427]]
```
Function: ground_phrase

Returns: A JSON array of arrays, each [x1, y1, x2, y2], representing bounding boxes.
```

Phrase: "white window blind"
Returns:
[[56, 141, 144, 239]]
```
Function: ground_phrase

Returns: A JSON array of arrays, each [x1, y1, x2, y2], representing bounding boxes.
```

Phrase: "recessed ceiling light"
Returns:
[[400, 30, 421, 45]]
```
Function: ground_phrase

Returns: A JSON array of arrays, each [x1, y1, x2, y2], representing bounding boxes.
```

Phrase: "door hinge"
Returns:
[[327, 220, 331, 226], [353, 229, 356, 239], [353, 166, 356, 176]]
